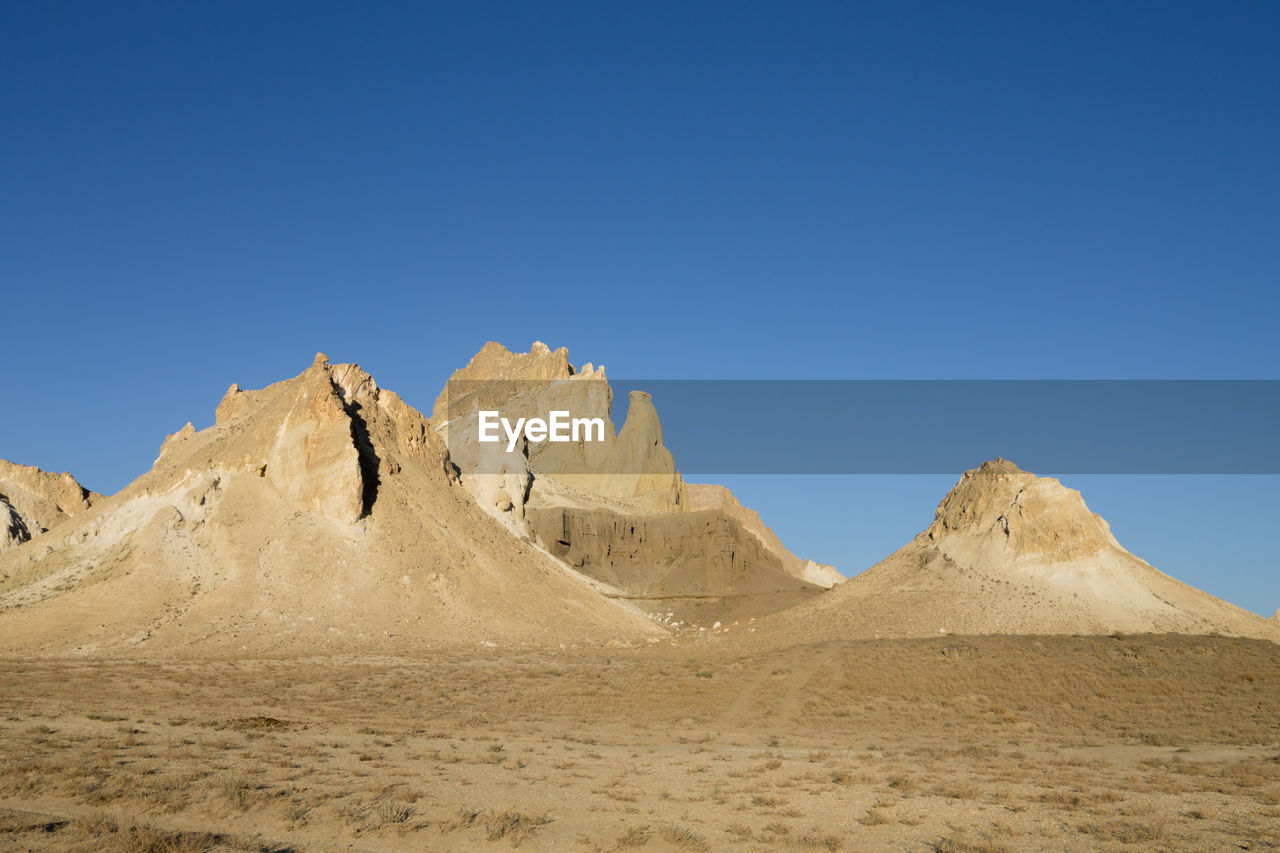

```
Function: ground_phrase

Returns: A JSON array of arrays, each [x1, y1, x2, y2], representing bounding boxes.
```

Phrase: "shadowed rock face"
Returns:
[[2, 498, 32, 549], [685, 483, 843, 588], [527, 505, 822, 623]]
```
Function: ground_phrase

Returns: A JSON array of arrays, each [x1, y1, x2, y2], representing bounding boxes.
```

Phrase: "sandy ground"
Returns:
[[0, 634, 1277, 851]]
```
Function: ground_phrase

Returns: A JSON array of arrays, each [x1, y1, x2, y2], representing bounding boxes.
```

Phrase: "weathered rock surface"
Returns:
[[434, 342, 845, 624], [431, 340, 577, 422], [266, 354, 369, 526], [608, 391, 685, 510], [434, 342, 685, 523], [795, 559, 845, 589], [686, 483, 843, 588], [528, 505, 822, 624], [2, 497, 32, 550], [0, 459, 98, 552], [0, 355, 663, 656], [754, 459, 1280, 642]]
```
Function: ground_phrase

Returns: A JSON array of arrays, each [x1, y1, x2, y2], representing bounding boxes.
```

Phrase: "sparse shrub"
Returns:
[[214, 775, 256, 811], [799, 831, 842, 850], [617, 824, 651, 846], [378, 800, 413, 824], [659, 822, 710, 851], [484, 810, 551, 844], [337, 798, 369, 824]]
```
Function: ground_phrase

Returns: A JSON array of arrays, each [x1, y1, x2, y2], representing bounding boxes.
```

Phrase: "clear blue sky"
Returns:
[[3, 2, 1277, 616]]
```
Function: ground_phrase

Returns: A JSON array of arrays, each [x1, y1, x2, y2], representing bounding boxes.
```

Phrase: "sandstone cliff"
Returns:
[[527, 505, 822, 624]]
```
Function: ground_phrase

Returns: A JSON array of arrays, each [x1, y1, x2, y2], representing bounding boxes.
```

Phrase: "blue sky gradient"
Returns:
[[3, 2, 1277, 615]]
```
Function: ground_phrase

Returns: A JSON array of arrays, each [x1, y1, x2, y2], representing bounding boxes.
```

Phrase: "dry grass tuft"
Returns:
[[615, 823, 651, 847], [659, 822, 711, 850], [484, 810, 552, 844]]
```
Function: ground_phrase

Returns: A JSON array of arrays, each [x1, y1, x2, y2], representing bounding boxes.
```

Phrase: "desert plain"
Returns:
[[2, 635, 1279, 851]]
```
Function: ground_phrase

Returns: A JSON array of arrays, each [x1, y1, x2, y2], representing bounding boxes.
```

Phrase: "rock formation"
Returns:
[[264, 353, 371, 526], [528, 505, 822, 623], [686, 483, 843, 588], [795, 559, 845, 589], [0, 459, 98, 552], [433, 342, 831, 623], [2, 498, 32, 549], [755, 459, 1280, 642], [433, 342, 685, 525], [0, 355, 663, 656]]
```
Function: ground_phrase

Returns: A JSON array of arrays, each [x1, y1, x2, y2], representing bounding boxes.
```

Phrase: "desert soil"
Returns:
[[1, 633, 1277, 852]]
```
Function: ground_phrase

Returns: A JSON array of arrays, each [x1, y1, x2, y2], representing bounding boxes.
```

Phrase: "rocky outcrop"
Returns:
[[609, 392, 685, 510], [433, 341, 845, 623], [0, 459, 98, 550], [0, 354, 663, 656], [527, 505, 822, 623], [266, 354, 370, 526], [686, 483, 843, 588], [923, 458, 1114, 564], [755, 459, 1280, 642], [215, 383, 251, 424], [156, 422, 196, 461], [434, 342, 685, 524], [796, 559, 844, 589], [431, 340, 576, 423]]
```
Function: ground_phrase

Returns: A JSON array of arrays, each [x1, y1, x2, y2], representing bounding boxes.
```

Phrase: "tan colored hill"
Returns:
[[0, 460, 98, 553], [0, 354, 663, 657], [754, 459, 1279, 643], [685, 483, 843, 588]]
